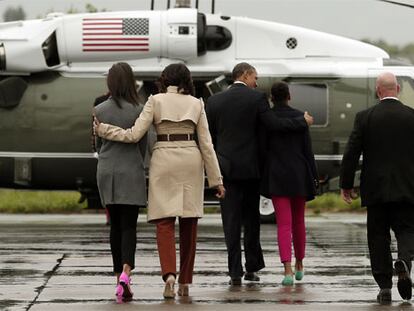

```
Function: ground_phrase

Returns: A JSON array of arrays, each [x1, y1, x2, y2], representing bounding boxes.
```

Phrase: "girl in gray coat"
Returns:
[[94, 62, 147, 302]]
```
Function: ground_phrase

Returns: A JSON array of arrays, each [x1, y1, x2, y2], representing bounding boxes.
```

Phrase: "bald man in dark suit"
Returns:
[[340, 72, 414, 303]]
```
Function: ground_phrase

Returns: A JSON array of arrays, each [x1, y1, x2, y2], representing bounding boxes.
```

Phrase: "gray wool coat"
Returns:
[[95, 98, 147, 207]]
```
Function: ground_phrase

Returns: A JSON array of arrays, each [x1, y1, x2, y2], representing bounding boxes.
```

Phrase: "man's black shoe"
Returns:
[[376, 288, 392, 304], [394, 259, 412, 300], [228, 277, 242, 286], [244, 272, 260, 282]]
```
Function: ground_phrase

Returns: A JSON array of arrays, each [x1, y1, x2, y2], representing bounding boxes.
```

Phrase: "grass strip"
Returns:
[[0, 189, 363, 214], [307, 192, 363, 214], [0, 189, 86, 213]]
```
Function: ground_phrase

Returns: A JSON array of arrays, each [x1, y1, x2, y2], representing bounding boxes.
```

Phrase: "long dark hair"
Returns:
[[106, 62, 139, 107], [158, 63, 195, 96]]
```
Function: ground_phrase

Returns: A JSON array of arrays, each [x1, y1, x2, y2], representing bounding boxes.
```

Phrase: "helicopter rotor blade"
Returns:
[[378, 0, 414, 9]]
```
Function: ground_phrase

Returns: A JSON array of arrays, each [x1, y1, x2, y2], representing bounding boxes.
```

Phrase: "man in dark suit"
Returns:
[[340, 72, 414, 303], [206, 62, 313, 285]]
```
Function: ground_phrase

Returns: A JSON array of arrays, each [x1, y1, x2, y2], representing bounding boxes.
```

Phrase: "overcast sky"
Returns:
[[0, 0, 412, 46]]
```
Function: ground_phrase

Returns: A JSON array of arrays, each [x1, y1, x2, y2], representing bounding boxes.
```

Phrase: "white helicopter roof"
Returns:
[[0, 19, 57, 41], [230, 15, 389, 60], [0, 8, 391, 76]]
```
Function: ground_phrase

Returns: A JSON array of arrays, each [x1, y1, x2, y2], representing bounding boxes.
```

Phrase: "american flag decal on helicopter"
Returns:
[[82, 17, 150, 52]]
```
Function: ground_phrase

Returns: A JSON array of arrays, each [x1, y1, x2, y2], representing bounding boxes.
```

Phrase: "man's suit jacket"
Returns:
[[206, 83, 307, 181], [340, 98, 414, 206]]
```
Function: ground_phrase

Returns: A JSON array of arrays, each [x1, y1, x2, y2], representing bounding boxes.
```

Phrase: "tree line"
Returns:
[[362, 39, 414, 65], [2, 4, 105, 22]]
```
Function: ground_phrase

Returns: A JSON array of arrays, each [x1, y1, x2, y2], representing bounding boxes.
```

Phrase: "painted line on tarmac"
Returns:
[[25, 253, 67, 311]]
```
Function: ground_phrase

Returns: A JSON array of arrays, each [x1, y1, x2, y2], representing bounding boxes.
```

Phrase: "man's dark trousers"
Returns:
[[367, 203, 414, 289], [220, 178, 265, 279]]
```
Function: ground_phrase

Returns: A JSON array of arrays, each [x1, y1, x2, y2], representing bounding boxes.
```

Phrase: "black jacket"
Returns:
[[260, 104, 318, 200], [340, 98, 414, 206], [206, 83, 307, 181]]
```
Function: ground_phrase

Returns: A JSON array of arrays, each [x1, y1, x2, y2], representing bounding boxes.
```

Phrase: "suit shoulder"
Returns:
[[277, 109, 303, 121], [356, 106, 374, 117], [207, 90, 227, 102], [288, 106, 304, 116], [352, 106, 375, 126], [233, 88, 267, 104], [243, 87, 266, 99], [401, 102, 414, 113]]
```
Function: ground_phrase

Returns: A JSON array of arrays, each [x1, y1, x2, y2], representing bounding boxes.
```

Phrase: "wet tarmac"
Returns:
[[0, 212, 411, 310]]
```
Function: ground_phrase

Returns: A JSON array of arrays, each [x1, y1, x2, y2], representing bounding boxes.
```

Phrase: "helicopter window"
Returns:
[[0, 43, 5, 70], [288, 83, 328, 127], [397, 76, 414, 108], [42, 32, 60, 67], [205, 26, 232, 51], [179, 26, 190, 35], [205, 75, 229, 95]]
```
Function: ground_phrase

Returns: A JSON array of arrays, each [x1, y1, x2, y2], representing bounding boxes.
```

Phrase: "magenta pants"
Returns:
[[272, 196, 306, 263]]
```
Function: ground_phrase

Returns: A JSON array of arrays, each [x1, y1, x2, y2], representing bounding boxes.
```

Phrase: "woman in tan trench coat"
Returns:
[[95, 63, 225, 299]]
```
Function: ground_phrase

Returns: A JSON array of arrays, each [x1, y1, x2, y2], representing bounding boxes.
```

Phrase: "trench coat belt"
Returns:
[[157, 134, 195, 141]]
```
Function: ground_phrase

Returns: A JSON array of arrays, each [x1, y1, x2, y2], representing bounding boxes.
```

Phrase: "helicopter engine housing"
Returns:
[[0, 8, 206, 73]]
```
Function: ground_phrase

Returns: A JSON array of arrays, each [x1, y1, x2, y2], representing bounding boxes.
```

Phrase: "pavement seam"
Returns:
[[25, 253, 67, 311]]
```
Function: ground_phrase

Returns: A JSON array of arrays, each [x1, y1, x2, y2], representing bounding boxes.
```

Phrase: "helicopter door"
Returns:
[[205, 75, 229, 95]]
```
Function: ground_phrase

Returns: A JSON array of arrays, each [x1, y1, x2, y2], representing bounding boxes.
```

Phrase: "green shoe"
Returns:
[[282, 275, 294, 286], [295, 271, 304, 281]]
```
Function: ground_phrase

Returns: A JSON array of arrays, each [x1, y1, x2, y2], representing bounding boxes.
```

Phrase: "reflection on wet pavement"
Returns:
[[0, 213, 410, 310]]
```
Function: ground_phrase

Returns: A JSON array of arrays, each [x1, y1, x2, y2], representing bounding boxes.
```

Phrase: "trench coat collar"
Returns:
[[167, 86, 179, 93]]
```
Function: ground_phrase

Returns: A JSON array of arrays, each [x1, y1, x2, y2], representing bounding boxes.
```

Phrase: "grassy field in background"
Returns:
[[0, 189, 87, 213], [0, 188, 362, 214], [307, 192, 363, 214]]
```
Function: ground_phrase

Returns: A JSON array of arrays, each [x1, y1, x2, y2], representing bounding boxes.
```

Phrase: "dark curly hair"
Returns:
[[107, 62, 139, 108], [158, 63, 195, 96], [271, 81, 290, 104]]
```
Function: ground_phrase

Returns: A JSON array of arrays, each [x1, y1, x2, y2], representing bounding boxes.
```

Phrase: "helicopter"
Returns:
[[0, 0, 413, 212]]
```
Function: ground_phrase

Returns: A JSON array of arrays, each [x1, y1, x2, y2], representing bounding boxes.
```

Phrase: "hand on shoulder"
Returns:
[[304, 111, 314, 126]]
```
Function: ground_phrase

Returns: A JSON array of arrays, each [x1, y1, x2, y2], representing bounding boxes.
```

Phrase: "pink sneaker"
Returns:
[[115, 284, 124, 303], [115, 284, 123, 297], [119, 272, 133, 301]]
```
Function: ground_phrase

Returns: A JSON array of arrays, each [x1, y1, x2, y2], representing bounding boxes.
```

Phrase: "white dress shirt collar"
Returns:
[[381, 96, 399, 101], [233, 81, 247, 86]]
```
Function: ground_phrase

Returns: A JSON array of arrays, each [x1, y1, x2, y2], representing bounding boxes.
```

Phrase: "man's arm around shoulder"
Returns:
[[257, 92, 311, 131]]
